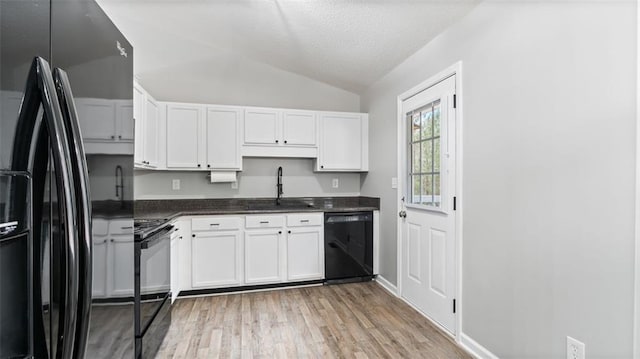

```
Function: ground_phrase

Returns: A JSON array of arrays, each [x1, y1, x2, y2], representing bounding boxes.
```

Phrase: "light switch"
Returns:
[[172, 179, 180, 190], [332, 178, 339, 188], [391, 177, 398, 189]]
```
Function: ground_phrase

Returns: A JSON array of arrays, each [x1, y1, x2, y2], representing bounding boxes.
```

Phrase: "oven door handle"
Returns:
[[140, 225, 174, 249]]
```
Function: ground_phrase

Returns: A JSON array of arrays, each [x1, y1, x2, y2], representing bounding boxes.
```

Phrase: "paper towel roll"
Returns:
[[209, 171, 237, 183]]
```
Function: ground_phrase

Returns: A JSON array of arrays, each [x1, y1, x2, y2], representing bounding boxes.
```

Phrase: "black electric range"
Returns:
[[133, 218, 173, 358]]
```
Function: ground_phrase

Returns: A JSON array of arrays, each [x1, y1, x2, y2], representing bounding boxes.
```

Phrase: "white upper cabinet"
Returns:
[[242, 108, 318, 158], [243, 108, 280, 145], [117, 103, 134, 142], [166, 103, 204, 169], [134, 82, 160, 168], [141, 100, 368, 173], [206, 106, 243, 170], [144, 96, 159, 168], [76, 99, 117, 141], [282, 110, 317, 146], [75, 97, 134, 157], [317, 113, 369, 172], [133, 84, 145, 165]]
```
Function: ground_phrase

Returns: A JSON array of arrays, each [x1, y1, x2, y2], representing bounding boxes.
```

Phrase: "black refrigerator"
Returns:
[[0, 0, 134, 357]]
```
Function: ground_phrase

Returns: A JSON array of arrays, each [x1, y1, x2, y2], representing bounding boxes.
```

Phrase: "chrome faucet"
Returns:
[[115, 165, 124, 208], [276, 166, 283, 205]]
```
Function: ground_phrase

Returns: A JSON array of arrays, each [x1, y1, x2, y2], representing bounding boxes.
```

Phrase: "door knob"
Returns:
[[399, 210, 407, 218]]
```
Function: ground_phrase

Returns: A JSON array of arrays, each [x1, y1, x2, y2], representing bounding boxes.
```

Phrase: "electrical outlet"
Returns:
[[172, 179, 180, 190], [231, 181, 238, 189], [391, 177, 398, 189], [332, 178, 339, 188], [567, 336, 585, 359]]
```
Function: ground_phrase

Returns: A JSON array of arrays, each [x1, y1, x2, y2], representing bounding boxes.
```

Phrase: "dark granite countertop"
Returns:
[[134, 197, 380, 222]]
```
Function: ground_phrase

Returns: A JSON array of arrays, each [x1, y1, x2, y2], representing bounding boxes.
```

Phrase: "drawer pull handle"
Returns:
[[210, 223, 220, 226], [300, 220, 309, 223], [259, 221, 269, 224], [121, 226, 133, 230]]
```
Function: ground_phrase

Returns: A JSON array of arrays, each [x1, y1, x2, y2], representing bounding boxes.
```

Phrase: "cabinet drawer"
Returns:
[[245, 215, 284, 229], [286, 213, 323, 227], [109, 220, 134, 234], [93, 219, 109, 236], [192, 217, 242, 232]]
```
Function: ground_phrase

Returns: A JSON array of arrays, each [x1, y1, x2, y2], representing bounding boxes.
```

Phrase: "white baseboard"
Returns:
[[375, 275, 398, 296], [460, 333, 499, 359]]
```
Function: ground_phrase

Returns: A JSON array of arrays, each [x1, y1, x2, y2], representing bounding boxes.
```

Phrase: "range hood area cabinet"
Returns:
[[133, 91, 368, 172], [241, 107, 318, 158]]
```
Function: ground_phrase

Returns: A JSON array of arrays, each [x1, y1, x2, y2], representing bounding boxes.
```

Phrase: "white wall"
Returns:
[[361, 1, 636, 358], [136, 53, 360, 112], [134, 158, 360, 199]]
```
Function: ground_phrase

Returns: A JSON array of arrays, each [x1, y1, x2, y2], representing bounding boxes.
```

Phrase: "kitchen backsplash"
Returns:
[[134, 158, 362, 199]]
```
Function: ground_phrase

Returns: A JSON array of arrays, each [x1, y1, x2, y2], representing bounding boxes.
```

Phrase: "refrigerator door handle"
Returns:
[[12, 57, 80, 358], [53, 68, 93, 359]]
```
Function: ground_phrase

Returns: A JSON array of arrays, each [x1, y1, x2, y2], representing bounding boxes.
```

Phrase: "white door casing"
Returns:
[[397, 67, 461, 337]]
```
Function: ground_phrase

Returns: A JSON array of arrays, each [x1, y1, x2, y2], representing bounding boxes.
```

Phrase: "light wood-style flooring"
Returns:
[[156, 282, 471, 358]]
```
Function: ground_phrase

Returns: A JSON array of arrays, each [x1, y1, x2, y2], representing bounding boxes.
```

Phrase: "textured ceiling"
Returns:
[[96, 0, 480, 94]]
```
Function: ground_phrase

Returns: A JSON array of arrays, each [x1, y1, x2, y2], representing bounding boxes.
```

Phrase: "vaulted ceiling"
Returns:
[[96, 0, 480, 94]]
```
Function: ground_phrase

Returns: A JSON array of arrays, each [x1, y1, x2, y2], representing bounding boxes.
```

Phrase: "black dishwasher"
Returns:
[[324, 212, 374, 283]]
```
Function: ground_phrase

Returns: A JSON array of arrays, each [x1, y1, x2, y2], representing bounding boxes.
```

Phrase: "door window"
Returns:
[[408, 100, 442, 208]]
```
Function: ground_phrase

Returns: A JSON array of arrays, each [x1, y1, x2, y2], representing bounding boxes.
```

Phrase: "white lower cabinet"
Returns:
[[181, 212, 325, 291], [110, 236, 134, 297], [191, 230, 243, 288], [170, 225, 181, 303], [92, 236, 108, 297], [244, 229, 283, 285], [286, 228, 324, 281]]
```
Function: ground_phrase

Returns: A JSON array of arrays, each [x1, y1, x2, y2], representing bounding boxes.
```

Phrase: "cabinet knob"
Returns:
[[284, 140, 287, 144], [118, 135, 122, 139], [207, 164, 211, 168], [192, 234, 196, 237], [110, 239, 114, 242], [197, 164, 201, 168], [111, 135, 115, 139], [278, 231, 282, 234], [288, 230, 291, 234], [103, 239, 107, 244], [275, 140, 279, 144], [321, 165, 324, 169]]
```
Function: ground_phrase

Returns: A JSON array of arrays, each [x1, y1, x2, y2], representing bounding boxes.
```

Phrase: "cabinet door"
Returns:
[[245, 230, 283, 284], [170, 235, 180, 303], [319, 114, 363, 170], [133, 85, 145, 164], [117, 102, 134, 142], [243, 108, 279, 145], [92, 237, 108, 297], [191, 231, 242, 288], [144, 97, 159, 167], [110, 236, 134, 296], [76, 98, 117, 141], [282, 110, 316, 146], [206, 106, 242, 170], [287, 228, 324, 281], [166, 104, 203, 169]]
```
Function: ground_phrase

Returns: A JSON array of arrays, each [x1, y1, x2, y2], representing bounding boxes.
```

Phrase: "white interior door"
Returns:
[[400, 75, 457, 333]]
